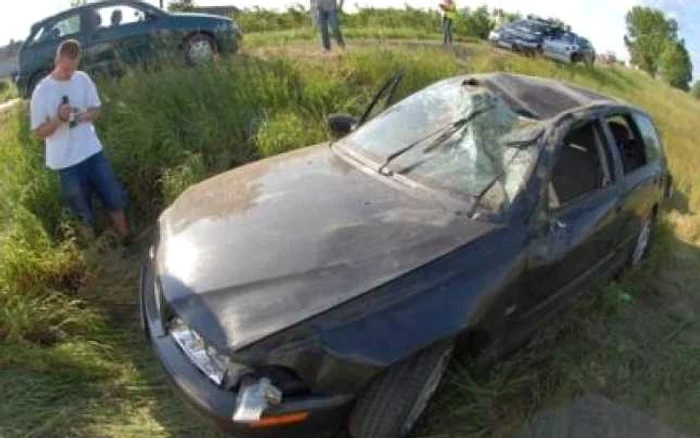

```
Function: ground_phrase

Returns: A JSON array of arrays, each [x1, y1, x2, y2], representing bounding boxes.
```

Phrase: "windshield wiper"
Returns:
[[377, 105, 494, 176], [467, 130, 544, 218]]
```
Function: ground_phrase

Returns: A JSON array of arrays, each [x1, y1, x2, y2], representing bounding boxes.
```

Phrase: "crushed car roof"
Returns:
[[469, 73, 617, 120]]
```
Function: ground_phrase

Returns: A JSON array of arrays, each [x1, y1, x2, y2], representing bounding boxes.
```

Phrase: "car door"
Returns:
[[541, 30, 564, 60], [520, 117, 622, 321], [83, 3, 156, 76], [601, 110, 666, 255], [546, 32, 574, 62]]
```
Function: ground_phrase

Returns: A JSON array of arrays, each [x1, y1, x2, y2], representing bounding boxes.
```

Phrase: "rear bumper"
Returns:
[[139, 260, 353, 437]]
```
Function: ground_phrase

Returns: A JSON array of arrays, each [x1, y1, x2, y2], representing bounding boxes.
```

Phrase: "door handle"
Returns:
[[549, 219, 568, 237], [552, 219, 567, 230]]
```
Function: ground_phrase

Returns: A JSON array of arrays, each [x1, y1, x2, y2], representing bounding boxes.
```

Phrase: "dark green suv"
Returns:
[[17, 0, 242, 97]]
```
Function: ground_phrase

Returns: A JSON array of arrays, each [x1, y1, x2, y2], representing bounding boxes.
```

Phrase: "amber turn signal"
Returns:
[[249, 412, 310, 428]]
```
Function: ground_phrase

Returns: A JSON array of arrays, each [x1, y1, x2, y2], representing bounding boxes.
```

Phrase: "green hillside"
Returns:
[[1, 38, 699, 437]]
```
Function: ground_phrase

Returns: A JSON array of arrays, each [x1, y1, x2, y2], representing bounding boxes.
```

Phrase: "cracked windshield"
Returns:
[[346, 78, 541, 209]]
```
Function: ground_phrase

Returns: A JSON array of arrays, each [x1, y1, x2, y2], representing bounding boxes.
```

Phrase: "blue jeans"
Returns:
[[319, 9, 345, 50], [58, 151, 127, 227], [443, 18, 454, 45]]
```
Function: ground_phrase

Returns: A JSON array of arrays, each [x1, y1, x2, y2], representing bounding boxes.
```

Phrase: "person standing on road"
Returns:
[[30, 39, 131, 244], [439, 0, 457, 46], [317, 0, 346, 52]]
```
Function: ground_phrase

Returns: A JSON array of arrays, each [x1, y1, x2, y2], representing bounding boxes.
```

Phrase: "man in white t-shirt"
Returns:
[[31, 39, 130, 241]]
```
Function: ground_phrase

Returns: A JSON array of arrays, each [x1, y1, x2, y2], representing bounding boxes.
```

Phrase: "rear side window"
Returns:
[[549, 122, 607, 208], [632, 113, 663, 163], [605, 114, 647, 174], [94, 5, 146, 29]]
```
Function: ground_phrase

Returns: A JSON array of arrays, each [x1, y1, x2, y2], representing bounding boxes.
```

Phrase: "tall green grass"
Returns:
[[0, 47, 459, 436], [0, 79, 17, 104], [2, 40, 700, 437], [93, 50, 459, 224], [236, 5, 499, 39]]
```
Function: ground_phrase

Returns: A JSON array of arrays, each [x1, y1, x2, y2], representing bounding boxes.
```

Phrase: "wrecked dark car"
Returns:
[[140, 73, 672, 438]]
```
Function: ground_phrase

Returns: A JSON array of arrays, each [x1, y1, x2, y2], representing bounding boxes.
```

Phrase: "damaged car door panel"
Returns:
[[141, 73, 671, 438]]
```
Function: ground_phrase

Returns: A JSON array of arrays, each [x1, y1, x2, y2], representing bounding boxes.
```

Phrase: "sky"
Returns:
[[1, 0, 698, 78]]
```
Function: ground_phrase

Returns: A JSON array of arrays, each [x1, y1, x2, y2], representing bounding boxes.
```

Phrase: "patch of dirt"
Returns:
[[515, 394, 689, 438]]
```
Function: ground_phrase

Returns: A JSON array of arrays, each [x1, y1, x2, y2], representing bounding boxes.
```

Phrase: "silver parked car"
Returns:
[[542, 31, 596, 64]]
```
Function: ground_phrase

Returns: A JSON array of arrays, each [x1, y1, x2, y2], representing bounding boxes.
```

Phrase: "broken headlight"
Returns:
[[170, 317, 232, 386]]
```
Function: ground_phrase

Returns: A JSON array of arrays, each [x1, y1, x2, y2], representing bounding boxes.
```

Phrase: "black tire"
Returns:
[[184, 33, 217, 65], [570, 52, 582, 64], [348, 340, 454, 438]]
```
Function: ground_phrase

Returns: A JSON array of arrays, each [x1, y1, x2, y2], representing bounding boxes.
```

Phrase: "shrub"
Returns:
[[235, 5, 497, 39]]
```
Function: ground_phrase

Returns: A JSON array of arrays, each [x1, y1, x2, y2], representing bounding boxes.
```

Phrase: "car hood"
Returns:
[[155, 144, 496, 352]]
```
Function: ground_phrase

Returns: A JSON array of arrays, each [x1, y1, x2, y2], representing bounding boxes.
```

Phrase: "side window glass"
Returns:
[[95, 5, 146, 29], [29, 27, 47, 45], [549, 122, 606, 209], [37, 14, 81, 42], [632, 113, 662, 163], [56, 14, 81, 37], [605, 114, 648, 174]]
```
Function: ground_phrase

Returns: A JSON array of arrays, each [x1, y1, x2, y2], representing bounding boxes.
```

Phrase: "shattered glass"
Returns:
[[344, 78, 543, 211]]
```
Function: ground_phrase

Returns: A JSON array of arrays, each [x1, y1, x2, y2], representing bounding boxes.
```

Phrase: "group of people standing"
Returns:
[[310, 0, 459, 52]]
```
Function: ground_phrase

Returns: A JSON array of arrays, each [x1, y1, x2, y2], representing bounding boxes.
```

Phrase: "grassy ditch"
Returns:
[[1, 40, 700, 437], [0, 79, 18, 104]]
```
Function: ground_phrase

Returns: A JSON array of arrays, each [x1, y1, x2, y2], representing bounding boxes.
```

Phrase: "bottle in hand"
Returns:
[[62, 95, 78, 128]]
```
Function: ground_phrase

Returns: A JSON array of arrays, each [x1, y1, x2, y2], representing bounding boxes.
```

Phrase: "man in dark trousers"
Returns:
[[317, 0, 346, 52], [30, 39, 131, 244], [439, 0, 457, 46]]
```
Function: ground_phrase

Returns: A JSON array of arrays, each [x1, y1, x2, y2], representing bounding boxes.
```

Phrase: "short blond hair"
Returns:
[[56, 39, 81, 60]]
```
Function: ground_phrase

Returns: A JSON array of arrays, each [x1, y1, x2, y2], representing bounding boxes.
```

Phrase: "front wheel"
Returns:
[[348, 341, 454, 438], [185, 34, 217, 65]]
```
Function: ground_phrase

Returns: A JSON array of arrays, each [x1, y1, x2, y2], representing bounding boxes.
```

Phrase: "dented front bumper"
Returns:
[[139, 261, 353, 436]]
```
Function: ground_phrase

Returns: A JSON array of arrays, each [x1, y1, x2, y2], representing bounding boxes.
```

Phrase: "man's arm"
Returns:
[[77, 107, 101, 124], [33, 103, 73, 139], [34, 116, 63, 140]]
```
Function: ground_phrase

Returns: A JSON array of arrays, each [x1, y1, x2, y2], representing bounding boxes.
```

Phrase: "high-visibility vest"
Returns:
[[442, 2, 457, 20]]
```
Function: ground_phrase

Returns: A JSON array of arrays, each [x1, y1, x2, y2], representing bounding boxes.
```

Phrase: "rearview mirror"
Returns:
[[327, 113, 358, 138]]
